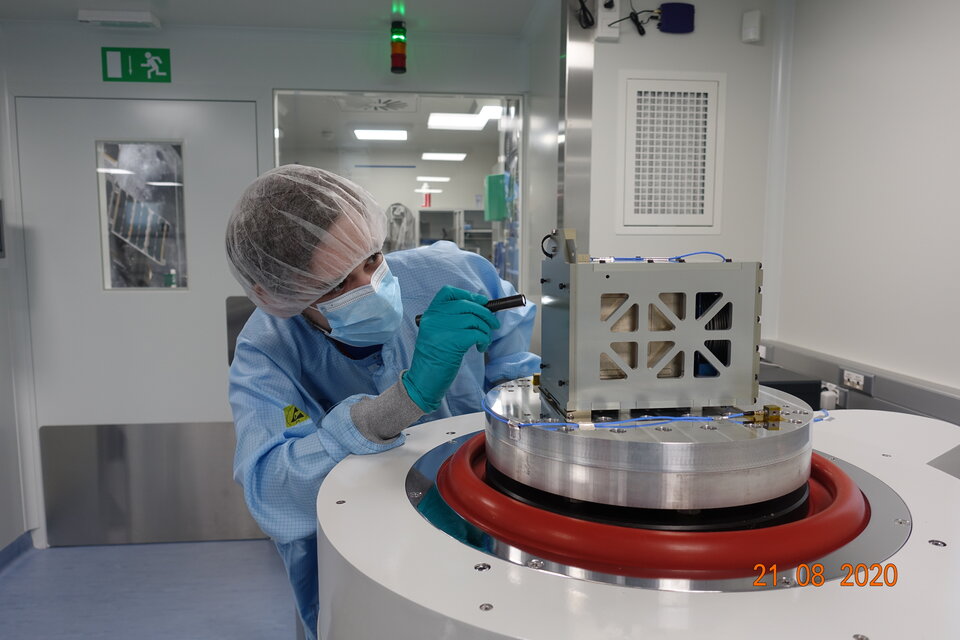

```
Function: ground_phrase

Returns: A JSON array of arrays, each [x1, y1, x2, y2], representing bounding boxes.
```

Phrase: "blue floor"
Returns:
[[0, 539, 295, 639]]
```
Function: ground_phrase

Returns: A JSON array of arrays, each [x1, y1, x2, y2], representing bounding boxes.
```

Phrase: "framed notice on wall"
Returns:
[[96, 141, 188, 289]]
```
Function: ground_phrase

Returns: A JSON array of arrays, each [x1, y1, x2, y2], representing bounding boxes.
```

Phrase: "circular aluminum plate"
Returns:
[[405, 437, 912, 593], [484, 382, 813, 510]]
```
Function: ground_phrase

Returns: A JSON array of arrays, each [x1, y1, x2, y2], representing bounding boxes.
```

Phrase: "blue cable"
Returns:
[[481, 398, 507, 423], [814, 409, 830, 422], [604, 415, 747, 429], [593, 252, 729, 263], [480, 396, 579, 429], [599, 418, 681, 429], [482, 395, 755, 430], [669, 251, 728, 262], [602, 415, 676, 426], [609, 416, 706, 426], [524, 422, 579, 428]]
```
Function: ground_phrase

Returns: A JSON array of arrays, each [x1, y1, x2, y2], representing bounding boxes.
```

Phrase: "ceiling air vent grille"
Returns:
[[334, 95, 418, 112]]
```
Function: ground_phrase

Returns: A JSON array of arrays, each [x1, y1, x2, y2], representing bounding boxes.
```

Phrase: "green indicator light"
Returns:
[[391, 1, 406, 17], [390, 20, 407, 74]]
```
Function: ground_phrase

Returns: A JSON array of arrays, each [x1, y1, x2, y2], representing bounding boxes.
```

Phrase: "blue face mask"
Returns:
[[312, 261, 403, 347]]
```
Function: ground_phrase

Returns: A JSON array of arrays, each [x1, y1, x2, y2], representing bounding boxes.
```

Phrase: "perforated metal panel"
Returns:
[[540, 258, 761, 414], [621, 76, 723, 229]]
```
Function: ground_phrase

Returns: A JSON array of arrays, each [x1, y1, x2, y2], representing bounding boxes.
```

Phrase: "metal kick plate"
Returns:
[[40, 422, 264, 546]]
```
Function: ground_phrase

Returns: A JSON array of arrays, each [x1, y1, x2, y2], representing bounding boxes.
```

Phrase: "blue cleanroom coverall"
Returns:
[[228, 241, 539, 638]]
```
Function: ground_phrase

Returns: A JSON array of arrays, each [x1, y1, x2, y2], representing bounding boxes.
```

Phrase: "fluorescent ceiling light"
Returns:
[[77, 10, 161, 29], [415, 176, 451, 182], [421, 152, 466, 161], [477, 105, 504, 119], [415, 187, 443, 194], [96, 168, 134, 175], [428, 105, 504, 131], [146, 182, 183, 187], [427, 113, 486, 131], [354, 129, 407, 141]]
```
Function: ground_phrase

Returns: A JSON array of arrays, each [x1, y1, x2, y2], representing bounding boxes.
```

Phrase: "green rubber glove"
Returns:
[[402, 285, 501, 413]]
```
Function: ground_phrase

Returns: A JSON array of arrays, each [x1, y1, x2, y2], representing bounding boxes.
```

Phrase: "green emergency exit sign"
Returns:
[[101, 48, 171, 83]]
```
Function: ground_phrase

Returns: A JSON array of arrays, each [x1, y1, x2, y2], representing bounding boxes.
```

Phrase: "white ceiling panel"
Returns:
[[0, 0, 541, 36]]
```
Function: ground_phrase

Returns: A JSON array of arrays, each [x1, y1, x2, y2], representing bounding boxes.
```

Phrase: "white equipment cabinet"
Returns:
[[317, 409, 960, 639]]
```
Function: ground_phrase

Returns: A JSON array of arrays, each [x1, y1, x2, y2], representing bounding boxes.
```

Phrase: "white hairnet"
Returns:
[[226, 165, 387, 317]]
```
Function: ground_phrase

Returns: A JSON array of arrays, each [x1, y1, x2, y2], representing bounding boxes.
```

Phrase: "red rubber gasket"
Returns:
[[437, 433, 870, 580]]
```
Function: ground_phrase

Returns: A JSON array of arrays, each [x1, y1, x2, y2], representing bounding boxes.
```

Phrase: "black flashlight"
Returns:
[[415, 294, 527, 326]]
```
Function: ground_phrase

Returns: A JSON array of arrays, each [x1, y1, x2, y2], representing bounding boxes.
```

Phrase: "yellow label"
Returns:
[[283, 405, 309, 428]]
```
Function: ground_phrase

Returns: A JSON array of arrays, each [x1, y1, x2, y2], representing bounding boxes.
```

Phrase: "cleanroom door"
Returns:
[[16, 98, 260, 545], [17, 98, 255, 426]]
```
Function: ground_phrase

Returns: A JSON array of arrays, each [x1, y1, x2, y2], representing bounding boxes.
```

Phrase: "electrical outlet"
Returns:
[[842, 370, 864, 390], [840, 369, 874, 395]]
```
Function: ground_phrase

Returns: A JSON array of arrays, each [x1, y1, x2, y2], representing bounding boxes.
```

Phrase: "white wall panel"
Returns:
[[0, 267, 26, 548], [0, 22, 28, 546], [590, 0, 779, 261], [519, 0, 562, 354], [780, 0, 960, 389]]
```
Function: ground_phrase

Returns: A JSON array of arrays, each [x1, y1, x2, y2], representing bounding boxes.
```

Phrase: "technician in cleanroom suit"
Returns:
[[225, 164, 539, 639]]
